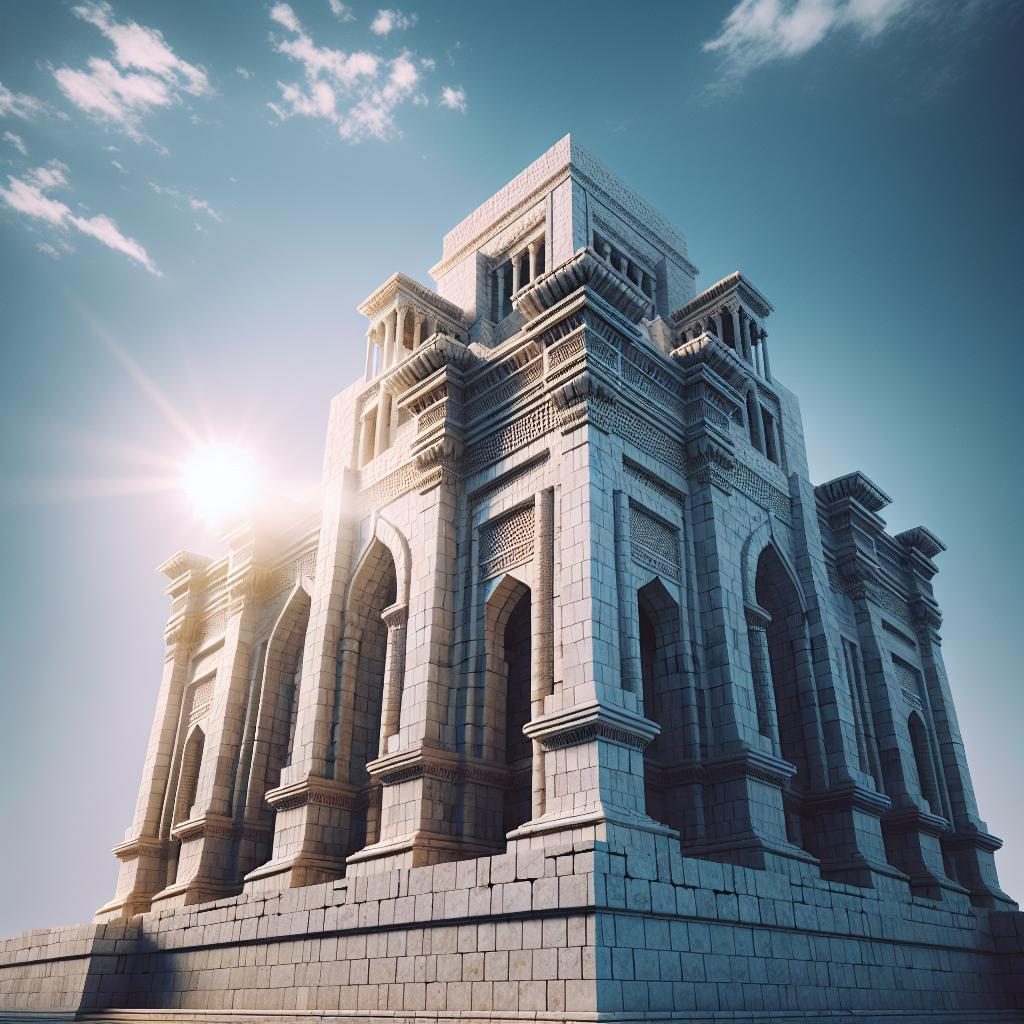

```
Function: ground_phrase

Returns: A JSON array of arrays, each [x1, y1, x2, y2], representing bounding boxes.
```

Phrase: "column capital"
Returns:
[[380, 600, 408, 629]]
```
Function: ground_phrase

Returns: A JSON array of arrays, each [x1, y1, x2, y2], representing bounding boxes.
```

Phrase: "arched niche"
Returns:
[[483, 572, 534, 840]]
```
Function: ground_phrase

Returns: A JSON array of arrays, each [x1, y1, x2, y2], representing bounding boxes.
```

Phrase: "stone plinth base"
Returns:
[[3, 826, 1023, 1023]]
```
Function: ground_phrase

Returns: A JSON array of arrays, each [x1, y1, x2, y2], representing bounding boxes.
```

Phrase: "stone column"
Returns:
[[382, 312, 395, 369], [364, 332, 375, 380], [730, 310, 742, 353], [378, 602, 409, 753], [748, 391, 766, 453], [95, 604, 203, 919], [511, 254, 521, 296], [499, 263, 510, 318], [528, 241, 538, 283], [373, 391, 390, 461], [744, 607, 780, 755], [530, 487, 555, 820], [395, 307, 407, 359], [740, 311, 753, 364], [413, 313, 424, 348], [613, 489, 641, 695], [150, 565, 267, 909], [761, 331, 772, 380]]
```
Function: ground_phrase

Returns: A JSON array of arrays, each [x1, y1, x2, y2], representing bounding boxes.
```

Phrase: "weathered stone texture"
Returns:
[[2, 135, 1021, 1022]]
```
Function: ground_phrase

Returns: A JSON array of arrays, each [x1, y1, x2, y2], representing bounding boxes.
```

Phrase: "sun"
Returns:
[[180, 441, 262, 524]]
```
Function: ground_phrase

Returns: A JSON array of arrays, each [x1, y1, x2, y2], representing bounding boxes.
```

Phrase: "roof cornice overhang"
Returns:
[[671, 271, 774, 325], [358, 272, 466, 327]]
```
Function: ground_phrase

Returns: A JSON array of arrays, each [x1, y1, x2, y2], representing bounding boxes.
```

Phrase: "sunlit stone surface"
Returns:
[[3, 136, 1022, 1023]]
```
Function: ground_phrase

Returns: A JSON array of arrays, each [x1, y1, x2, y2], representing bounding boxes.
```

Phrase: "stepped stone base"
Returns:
[[3, 825, 1023, 1023]]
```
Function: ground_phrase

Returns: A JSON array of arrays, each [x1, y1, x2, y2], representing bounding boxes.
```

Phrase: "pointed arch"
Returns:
[[741, 522, 805, 616], [348, 514, 410, 609], [243, 584, 311, 823]]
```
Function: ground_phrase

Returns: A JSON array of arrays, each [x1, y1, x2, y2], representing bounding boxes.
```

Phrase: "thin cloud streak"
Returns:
[[703, 0, 914, 86], [0, 159, 160, 275]]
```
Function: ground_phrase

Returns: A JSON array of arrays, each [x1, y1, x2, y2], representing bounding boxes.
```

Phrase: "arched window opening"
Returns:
[[502, 591, 533, 836], [754, 546, 820, 853], [174, 726, 205, 826], [637, 578, 684, 833], [342, 540, 398, 854], [482, 577, 534, 844], [908, 712, 941, 815]]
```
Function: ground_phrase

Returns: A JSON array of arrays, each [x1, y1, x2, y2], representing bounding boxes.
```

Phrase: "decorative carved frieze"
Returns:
[[629, 504, 681, 582], [479, 503, 535, 579], [524, 700, 660, 753]]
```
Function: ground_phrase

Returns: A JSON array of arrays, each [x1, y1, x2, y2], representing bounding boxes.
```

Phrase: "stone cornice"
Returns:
[[671, 271, 774, 324], [524, 700, 660, 752], [513, 248, 653, 324], [264, 776, 367, 813], [358, 272, 467, 326], [383, 332, 474, 395], [157, 550, 211, 582], [896, 525, 946, 560], [671, 331, 750, 394], [815, 471, 892, 514]]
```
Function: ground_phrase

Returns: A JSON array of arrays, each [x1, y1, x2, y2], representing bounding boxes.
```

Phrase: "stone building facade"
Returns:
[[2, 135, 1022, 1022]]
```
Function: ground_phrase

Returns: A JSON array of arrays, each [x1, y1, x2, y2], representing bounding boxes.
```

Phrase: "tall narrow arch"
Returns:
[[174, 725, 205, 827], [337, 537, 398, 852], [483, 574, 533, 840], [637, 577, 683, 831], [242, 585, 311, 825]]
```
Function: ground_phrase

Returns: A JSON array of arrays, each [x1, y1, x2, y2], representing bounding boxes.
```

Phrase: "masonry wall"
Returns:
[[3, 831, 1023, 1020]]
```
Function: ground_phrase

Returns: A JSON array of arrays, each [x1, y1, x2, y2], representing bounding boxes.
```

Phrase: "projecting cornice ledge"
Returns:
[[384, 331, 475, 394], [514, 247, 653, 324], [524, 699, 660, 752], [815, 471, 892, 514], [671, 331, 750, 393]]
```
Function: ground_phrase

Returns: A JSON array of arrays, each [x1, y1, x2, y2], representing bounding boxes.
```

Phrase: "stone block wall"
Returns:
[[4, 829, 1023, 1021]]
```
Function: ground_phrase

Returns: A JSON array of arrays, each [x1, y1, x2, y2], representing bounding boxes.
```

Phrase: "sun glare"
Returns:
[[180, 442, 261, 524]]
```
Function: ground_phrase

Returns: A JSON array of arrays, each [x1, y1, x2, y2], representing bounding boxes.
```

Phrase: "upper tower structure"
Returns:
[[24, 137, 1015, 1024]]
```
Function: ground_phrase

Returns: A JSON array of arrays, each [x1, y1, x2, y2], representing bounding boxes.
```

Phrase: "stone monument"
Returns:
[[2, 135, 1022, 1022]]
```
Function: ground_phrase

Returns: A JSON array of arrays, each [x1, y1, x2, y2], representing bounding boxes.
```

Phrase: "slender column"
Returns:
[[382, 312, 395, 369], [745, 609, 780, 755], [373, 392, 390, 459], [740, 312, 753, 364], [730, 310, 742, 353], [378, 603, 409, 753], [761, 331, 772, 380], [511, 253, 521, 296], [601, 242, 612, 264], [395, 307, 407, 359], [613, 490, 641, 693], [364, 333, 375, 380], [413, 313, 424, 348], [528, 241, 538, 283], [748, 390, 766, 453], [530, 488, 555, 819]]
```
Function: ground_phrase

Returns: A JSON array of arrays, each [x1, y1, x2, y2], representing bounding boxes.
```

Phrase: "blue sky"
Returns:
[[0, 0, 1021, 933]]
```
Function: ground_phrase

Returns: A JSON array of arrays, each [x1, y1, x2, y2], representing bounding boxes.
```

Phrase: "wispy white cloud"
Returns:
[[111, 158, 128, 173], [0, 159, 159, 274], [328, 0, 356, 22], [0, 81, 48, 120], [2, 130, 27, 155], [235, 66, 254, 80], [370, 9, 416, 35], [268, 4, 437, 141], [439, 85, 466, 113], [148, 180, 222, 221], [704, 0, 914, 85], [54, 1, 211, 142]]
